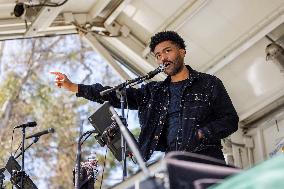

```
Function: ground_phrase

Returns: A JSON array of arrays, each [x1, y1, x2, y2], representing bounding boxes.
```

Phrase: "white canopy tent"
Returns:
[[1, 0, 284, 170]]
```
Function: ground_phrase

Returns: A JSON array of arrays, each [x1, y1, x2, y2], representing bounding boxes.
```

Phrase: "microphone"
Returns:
[[99, 64, 165, 96], [14, 121, 37, 129], [25, 128, 55, 139], [146, 64, 165, 79]]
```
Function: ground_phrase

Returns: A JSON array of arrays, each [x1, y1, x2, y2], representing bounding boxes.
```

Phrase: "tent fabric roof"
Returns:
[[1, 0, 284, 125]]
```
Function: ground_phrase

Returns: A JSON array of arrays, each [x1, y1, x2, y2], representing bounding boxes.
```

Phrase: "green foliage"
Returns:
[[0, 73, 22, 104], [0, 35, 132, 189]]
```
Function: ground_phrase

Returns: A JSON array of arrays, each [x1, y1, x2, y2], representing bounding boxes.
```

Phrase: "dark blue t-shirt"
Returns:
[[166, 79, 187, 151]]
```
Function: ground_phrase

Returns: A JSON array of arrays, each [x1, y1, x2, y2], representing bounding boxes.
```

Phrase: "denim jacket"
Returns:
[[76, 66, 239, 161]]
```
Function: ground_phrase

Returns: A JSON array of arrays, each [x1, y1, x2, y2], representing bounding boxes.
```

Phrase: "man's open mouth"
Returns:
[[164, 62, 171, 68]]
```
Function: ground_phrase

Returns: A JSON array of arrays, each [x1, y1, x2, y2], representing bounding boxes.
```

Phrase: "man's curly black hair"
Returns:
[[149, 31, 186, 52]]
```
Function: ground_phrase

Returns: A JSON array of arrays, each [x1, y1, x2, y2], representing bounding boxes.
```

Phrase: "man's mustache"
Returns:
[[163, 61, 173, 67]]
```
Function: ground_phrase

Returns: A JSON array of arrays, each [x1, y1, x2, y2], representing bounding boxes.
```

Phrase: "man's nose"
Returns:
[[160, 53, 168, 62]]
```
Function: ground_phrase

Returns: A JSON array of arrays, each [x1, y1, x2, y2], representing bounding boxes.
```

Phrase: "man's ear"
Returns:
[[179, 48, 186, 57]]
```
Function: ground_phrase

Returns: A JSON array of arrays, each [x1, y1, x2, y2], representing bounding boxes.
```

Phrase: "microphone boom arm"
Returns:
[[100, 65, 165, 96], [14, 137, 39, 159]]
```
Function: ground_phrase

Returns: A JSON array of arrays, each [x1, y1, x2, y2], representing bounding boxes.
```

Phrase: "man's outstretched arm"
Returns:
[[50, 71, 144, 109]]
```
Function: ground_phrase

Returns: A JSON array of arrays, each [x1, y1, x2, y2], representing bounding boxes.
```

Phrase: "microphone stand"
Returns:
[[15, 137, 39, 160], [20, 126, 26, 189], [12, 123, 37, 189], [75, 130, 96, 189], [118, 88, 127, 180], [99, 65, 164, 180], [0, 168, 5, 189], [102, 87, 128, 180], [10, 133, 42, 189], [75, 123, 83, 189]]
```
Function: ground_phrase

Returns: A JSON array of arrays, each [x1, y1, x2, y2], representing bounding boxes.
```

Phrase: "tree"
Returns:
[[0, 34, 137, 189]]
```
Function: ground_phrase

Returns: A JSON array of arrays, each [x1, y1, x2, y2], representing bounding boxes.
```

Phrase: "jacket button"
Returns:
[[154, 135, 159, 140]]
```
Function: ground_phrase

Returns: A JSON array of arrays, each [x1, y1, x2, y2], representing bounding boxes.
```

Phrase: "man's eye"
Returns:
[[165, 49, 171, 53], [156, 55, 161, 59]]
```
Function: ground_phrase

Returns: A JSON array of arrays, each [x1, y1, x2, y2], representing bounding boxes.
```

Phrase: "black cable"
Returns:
[[120, 87, 139, 164], [14, 141, 22, 156], [125, 88, 130, 122], [99, 148, 108, 189], [10, 128, 16, 156], [130, 155, 137, 164], [265, 35, 275, 43], [91, 30, 121, 37], [29, 0, 68, 7], [73, 22, 122, 38], [80, 131, 95, 146], [24, 19, 28, 30]]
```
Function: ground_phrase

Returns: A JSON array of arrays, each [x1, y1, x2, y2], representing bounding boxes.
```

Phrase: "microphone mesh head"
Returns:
[[48, 128, 55, 133], [159, 64, 165, 72]]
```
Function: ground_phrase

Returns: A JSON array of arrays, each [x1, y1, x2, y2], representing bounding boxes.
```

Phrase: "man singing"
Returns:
[[51, 31, 239, 162]]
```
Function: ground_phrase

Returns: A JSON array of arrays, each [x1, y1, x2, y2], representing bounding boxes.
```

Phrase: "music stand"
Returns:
[[5, 156, 38, 189], [88, 102, 133, 162], [164, 152, 240, 189]]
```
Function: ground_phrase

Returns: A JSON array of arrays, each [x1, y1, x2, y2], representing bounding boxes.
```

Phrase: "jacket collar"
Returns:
[[161, 65, 200, 86]]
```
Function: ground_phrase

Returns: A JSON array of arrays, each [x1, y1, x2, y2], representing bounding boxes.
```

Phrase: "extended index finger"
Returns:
[[50, 71, 64, 76]]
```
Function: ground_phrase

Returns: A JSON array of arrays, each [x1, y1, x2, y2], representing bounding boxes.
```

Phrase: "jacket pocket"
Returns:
[[183, 93, 210, 121]]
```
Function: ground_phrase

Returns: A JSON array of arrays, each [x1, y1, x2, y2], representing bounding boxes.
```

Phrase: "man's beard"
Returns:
[[164, 59, 184, 76]]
